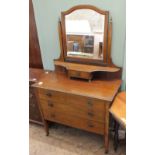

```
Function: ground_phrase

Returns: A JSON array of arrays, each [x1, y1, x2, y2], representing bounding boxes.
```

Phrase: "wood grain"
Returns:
[[32, 71, 122, 102], [109, 92, 126, 128], [29, 68, 45, 125], [43, 110, 104, 135], [54, 60, 120, 73], [38, 92, 105, 123], [40, 100, 105, 123], [29, 0, 43, 68], [33, 71, 122, 153]]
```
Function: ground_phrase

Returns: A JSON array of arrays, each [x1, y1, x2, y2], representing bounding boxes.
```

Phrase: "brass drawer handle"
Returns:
[[46, 92, 52, 97], [88, 123, 94, 128], [87, 100, 93, 106], [48, 101, 54, 107], [88, 112, 94, 117]]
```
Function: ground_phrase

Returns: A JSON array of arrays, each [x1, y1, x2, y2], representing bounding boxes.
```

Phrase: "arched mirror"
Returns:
[[61, 5, 109, 65], [55, 5, 120, 81]]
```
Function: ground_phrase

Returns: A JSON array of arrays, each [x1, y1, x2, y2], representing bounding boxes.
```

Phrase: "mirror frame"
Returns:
[[61, 5, 109, 66]]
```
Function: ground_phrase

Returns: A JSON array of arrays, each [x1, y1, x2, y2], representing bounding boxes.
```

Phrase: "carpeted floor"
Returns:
[[30, 123, 125, 155]]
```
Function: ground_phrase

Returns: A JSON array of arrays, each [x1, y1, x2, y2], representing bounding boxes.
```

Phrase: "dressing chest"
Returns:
[[33, 71, 121, 153], [32, 5, 122, 153]]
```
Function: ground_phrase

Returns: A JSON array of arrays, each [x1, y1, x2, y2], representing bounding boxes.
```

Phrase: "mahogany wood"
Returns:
[[56, 6, 121, 81], [34, 88, 49, 136], [29, 68, 45, 125], [104, 103, 110, 153], [109, 92, 126, 128], [68, 70, 93, 80], [32, 71, 122, 153], [30, 5, 123, 154], [33, 72, 121, 101], [29, 0, 43, 68], [58, 20, 64, 61], [54, 60, 120, 80], [44, 110, 104, 135], [38, 94, 105, 123], [54, 60, 120, 73], [107, 18, 113, 65]]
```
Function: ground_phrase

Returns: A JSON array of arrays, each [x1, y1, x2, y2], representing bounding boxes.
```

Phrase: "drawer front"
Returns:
[[68, 70, 92, 80], [39, 98, 105, 123], [38, 88, 67, 103], [44, 110, 104, 135], [38, 89, 105, 112], [38, 89, 105, 122], [66, 94, 105, 113]]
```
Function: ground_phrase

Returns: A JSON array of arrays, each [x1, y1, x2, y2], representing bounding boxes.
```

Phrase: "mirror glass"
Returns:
[[65, 9, 105, 60]]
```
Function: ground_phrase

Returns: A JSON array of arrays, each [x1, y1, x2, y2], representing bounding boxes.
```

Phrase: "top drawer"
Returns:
[[38, 88, 105, 113], [38, 88, 67, 103], [67, 93, 105, 113]]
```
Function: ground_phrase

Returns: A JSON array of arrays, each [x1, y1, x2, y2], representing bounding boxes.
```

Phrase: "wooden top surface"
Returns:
[[54, 60, 120, 73], [32, 71, 122, 102], [29, 68, 46, 82], [109, 92, 126, 128]]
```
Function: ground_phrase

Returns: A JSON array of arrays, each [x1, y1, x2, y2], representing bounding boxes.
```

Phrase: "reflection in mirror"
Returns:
[[65, 9, 105, 60]]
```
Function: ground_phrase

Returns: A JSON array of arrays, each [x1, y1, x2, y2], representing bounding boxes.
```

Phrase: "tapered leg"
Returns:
[[44, 120, 49, 136], [104, 104, 110, 153], [104, 133, 109, 154], [34, 88, 49, 136]]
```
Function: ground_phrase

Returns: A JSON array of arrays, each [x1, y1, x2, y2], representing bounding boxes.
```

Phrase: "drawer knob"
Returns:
[[87, 100, 93, 106], [88, 112, 94, 117], [46, 92, 52, 97], [88, 123, 94, 128], [48, 101, 54, 107]]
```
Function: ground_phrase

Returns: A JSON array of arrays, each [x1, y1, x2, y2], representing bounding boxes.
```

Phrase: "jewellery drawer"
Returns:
[[44, 111, 104, 135], [68, 70, 93, 80], [39, 99, 105, 123]]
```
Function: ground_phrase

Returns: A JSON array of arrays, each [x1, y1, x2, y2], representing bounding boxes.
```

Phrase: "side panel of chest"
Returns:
[[29, 82, 43, 124]]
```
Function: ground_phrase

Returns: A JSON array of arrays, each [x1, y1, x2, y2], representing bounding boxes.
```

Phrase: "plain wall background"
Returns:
[[32, 0, 126, 88]]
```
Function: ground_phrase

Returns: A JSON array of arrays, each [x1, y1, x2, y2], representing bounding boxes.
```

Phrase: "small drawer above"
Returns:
[[68, 70, 93, 81]]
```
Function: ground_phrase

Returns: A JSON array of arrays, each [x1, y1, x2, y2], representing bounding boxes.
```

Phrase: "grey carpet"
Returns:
[[30, 123, 125, 155]]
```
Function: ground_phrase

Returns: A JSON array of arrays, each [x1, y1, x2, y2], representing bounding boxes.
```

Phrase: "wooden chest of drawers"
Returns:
[[38, 89, 105, 134], [33, 71, 121, 153]]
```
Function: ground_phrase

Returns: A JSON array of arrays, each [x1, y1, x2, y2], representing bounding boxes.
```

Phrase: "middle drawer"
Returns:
[[39, 99, 105, 123], [38, 89, 105, 113]]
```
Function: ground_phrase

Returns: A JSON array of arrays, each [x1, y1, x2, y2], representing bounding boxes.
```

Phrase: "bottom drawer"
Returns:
[[44, 111, 104, 135]]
